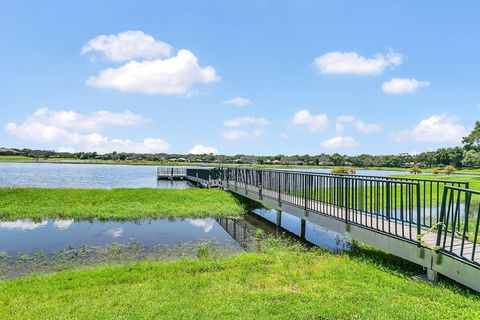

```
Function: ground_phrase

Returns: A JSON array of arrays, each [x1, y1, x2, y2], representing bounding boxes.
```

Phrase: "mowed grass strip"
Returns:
[[0, 239, 478, 320], [0, 188, 246, 220]]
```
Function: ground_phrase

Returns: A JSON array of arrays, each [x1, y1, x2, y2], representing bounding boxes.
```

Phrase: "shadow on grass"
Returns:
[[229, 192, 266, 212], [346, 241, 480, 296]]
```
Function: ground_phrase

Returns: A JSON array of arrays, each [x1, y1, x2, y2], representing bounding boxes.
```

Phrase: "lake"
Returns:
[[0, 162, 407, 188], [0, 162, 190, 188]]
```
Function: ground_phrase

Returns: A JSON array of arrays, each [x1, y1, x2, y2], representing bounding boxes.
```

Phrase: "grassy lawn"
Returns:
[[0, 155, 32, 161], [0, 188, 248, 220], [393, 174, 480, 191], [0, 239, 478, 320]]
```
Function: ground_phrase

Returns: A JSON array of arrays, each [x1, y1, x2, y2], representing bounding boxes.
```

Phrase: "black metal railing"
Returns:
[[222, 167, 423, 241], [436, 186, 480, 265], [222, 167, 468, 228], [221, 167, 480, 267]]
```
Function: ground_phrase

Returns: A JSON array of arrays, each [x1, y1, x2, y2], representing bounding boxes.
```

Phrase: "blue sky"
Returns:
[[1, 0, 479, 156]]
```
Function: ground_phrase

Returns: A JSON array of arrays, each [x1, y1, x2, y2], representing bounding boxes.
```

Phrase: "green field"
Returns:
[[0, 188, 249, 221], [0, 238, 478, 320]]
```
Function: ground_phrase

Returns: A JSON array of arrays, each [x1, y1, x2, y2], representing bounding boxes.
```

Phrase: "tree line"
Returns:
[[3, 121, 480, 168]]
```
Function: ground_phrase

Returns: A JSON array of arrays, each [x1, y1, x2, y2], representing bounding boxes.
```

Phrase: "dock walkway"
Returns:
[[221, 167, 480, 292]]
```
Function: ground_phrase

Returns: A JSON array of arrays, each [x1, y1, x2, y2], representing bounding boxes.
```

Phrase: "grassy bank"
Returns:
[[0, 188, 248, 220], [393, 174, 480, 190], [0, 239, 478, 319]]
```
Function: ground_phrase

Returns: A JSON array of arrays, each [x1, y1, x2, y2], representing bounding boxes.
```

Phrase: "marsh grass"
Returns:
[[0, 188, 253, 220], [0, 237, 478, 319]]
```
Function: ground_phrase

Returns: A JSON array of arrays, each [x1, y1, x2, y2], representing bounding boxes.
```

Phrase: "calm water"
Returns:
[[0, 162, 190, 188], [0, 211, 349, 257], [0, 162, 409, 189]]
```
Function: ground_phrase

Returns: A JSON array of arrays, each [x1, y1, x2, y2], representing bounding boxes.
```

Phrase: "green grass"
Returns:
[[0, 238, 478, 320], [0, 188, 249, 220], [393, 174, 480, 191], [0, 155, 31, 161]]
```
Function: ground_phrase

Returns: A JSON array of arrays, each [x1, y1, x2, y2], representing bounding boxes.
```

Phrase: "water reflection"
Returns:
[[0, 218, 241, 256]]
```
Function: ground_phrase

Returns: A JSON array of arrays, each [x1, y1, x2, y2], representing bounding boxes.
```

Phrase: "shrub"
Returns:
[[445, 165, 457, 175], [331, 167, 356, 175], [410, 164, 422, 175]]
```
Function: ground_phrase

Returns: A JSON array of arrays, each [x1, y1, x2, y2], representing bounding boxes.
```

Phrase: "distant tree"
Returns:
[[330, 153, 344, 166], [463, 121, 480, 151], [462, 150, 480, 167]]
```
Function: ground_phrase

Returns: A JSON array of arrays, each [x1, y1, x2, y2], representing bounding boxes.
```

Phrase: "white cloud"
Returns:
[[11, 108, 149, 132], [280, 133, 289, 140], [82, 134, 170, 154], [314, 49, 403, 75], [188, 219, 213, 233], [82, 30, 172, 62], [86, 49, 219, 95], [188, 144, 219, 154], [5, 108, 170, 154], [53, 219, 74, 230], [337, 115, 381, 134], [221, 129, 250, 141], [105, 227, 124, 238], [223, 97, 252, 106], [291, 109, 329, 133], [382, 78, 430, 94], [223, 117, 269, 127], [0, 220, 47, 231], [222, 116, 268, 141], [393, 114, 468, 143], [58, 147, 75, 153], [321, 136, 359, 148]]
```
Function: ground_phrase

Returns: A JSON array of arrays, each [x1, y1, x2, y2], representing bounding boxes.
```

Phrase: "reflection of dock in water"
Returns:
[[215, 212, 320, 251], [215, 217, 258, 251]]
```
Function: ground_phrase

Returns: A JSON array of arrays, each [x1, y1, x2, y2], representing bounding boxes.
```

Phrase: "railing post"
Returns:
[[278, 172, 281, 203], [303, 174, 308, 210], [386, 182, 391, 221], [416, 183, 421, 238], [436, 186, 449, 249], [258, 170, 263, 199]]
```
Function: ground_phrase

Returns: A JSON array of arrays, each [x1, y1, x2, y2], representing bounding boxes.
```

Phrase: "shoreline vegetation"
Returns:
[[0, 188, 250, 221], [0, 238, 478, 319], [1, 155, 480, 175]]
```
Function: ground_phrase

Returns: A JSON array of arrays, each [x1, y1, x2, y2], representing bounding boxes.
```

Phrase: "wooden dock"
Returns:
[[157, 166, 222, 188]]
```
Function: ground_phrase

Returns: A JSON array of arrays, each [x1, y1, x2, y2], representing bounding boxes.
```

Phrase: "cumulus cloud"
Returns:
[[188, 219, 213, 233], [5, 108, 170, 154], [291, 109, 328, 133], [9, 108, 149, 132], [82, 30, 172, 62], [82, 134, 170, 154], [314, 49, 403, 75], [86, 49, 219, 95], [392, 114, 468, 143], [222, 116, 268, 141], [221, 129, 264, 141], [0, 220, 47, 231], [321, 136, 359, 148], [188, 144, 219, 154], [223, 117, 269, 127], [222, 97, 252, 106], [53, 219, 74, 230], [337, 115, 381, 134], [381, 78, 430, 94]]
